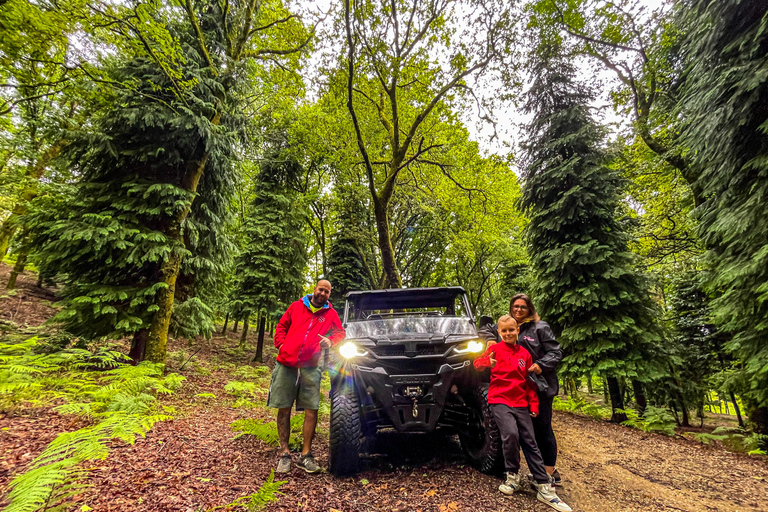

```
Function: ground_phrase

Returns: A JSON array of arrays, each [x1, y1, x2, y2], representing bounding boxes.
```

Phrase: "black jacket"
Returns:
[[478, 320, 562, 398]]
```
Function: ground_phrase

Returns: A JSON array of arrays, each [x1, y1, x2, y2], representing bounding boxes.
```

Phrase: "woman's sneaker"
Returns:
[[537, 482, 572, 512], [499, 472, 521, 495], [551, 468, 562, 486]]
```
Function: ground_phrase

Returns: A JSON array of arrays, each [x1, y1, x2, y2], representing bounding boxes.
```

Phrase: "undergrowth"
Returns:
[[230, 414, 304, 451], [0, 334, 183, 512], [209, 470, 285, 511], [694, 427, 767, 455]]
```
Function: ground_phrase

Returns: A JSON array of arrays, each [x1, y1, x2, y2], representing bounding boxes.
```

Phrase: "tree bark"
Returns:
[[372, 198, 402, 288], [729, 391, 744, 428], [253, 314, 266, 363], [631, 380, 647, 413], [7, 251, 28, 290], [607, 376, 628, 423], [221, 312, 229, 335], [129, 328, 149, 362], [233, 318, 239, 333], [239, 313, 250, 349], [144, 128, 215, 364]]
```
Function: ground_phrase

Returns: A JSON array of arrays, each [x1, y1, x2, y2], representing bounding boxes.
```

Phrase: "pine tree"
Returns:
[[677, 0, 768, 434], [326, 186, 373, 304], [232, 150, 308, 361], [521, 44, 665, 422], [29, 36, 237, 362]]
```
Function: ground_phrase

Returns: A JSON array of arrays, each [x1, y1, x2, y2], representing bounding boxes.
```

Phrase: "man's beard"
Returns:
[[311, 294, 327, 307]]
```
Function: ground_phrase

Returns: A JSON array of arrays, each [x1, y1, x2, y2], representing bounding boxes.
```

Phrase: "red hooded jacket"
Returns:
[[473, 341, 539, 415], [274, 295, 346, 368]]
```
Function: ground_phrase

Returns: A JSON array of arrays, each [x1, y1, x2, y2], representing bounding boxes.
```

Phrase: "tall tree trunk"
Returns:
[[7, 251, 28, 289], [602, 376, 609, 404], [680, 399, 690, 427], [729, 391, 744, 428], [144, 138, 215, 364], [239, 313, 250, 349], [372, 199, 402, 288], [253, 314, 266, 363], [221, 312, 229, 335], [587, 375, 594, 394], [129, 329, 149, 362], [631, 380, 647, 413], [233, 318, 239, 333], [607, 376, 627, 423], [748, 405, 768, 435]]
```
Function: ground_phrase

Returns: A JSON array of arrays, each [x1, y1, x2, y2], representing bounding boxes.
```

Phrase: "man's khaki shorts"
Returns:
[[267, 362, 322, 410]]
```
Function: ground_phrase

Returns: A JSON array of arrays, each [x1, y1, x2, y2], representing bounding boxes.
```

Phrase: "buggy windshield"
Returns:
[[345, 317, 475, 338]]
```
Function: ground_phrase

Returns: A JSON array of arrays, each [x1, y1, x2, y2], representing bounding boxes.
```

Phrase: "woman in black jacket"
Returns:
[[478, 293, 563, 485]]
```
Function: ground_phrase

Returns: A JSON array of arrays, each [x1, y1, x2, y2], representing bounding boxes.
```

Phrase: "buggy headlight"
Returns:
[[453, 340, 484, 354], [339, 341, 368, 359]]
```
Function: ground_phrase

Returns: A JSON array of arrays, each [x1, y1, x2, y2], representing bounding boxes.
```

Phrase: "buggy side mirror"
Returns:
[[478, 315, 494, 329]]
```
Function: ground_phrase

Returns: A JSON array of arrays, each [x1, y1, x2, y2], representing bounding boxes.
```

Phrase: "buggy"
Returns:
[[328, 287, 503, 475]]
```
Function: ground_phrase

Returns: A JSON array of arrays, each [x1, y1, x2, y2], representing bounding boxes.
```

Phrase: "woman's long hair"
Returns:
[[509, 293, 540, 322]]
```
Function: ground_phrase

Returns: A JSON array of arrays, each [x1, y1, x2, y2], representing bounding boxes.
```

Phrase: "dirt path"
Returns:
[[553, 413, 768, 512]]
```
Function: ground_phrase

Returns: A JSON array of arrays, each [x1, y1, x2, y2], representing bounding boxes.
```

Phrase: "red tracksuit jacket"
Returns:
[[473, 341, 540, 415], [274, 295, 346, 368]]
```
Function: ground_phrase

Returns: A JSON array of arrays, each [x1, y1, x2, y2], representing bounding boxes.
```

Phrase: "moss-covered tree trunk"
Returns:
[[144, 134, 215, 364], [7, 251, 28, 290]]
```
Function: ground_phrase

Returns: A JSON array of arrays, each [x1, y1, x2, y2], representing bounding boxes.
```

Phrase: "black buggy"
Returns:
[[328, 286, 503, 475]]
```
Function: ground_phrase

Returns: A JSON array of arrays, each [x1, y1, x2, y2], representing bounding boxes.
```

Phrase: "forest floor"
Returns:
[[1, 261, 768, 512]]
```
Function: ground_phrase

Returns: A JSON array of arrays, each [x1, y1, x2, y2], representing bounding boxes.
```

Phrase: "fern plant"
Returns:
[[1, 335, 183, 512], [210, 470, 286, 511], [231, 415, 303, 451], [695, 427, 768, 455]]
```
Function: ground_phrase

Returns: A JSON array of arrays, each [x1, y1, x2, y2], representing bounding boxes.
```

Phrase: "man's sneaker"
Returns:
[[537, 482, 572, 512], [499, 472, 521, 495], [276, 453, 291, 473], [296, 453, 321, 473]]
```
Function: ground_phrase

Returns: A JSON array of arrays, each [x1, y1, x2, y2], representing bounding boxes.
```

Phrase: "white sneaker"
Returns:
[[537, 482, 572, 512], [499, 472, 521, 495]]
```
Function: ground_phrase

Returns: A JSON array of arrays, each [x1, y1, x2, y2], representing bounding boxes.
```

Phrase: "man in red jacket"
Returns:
[[268, 279, 346, 474]]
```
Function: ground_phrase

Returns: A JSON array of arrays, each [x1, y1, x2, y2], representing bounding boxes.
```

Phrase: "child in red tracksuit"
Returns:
[[474, 315, 571, 512]]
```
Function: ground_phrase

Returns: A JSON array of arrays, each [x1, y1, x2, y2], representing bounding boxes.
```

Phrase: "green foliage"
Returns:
[[231, 144, 308, 327], [694, 427, 767, 455], [0, 335, 181, 512], [618, 406, 677, 436], [677, 0, 768, 430], [230, 414, 303, 451], [520, 44, 666, 390], [553, 396, 611, 421], [27, 34, 237, 343], [211, 470, 286, 512]]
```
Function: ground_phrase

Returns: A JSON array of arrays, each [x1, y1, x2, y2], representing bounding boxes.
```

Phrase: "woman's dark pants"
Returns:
[[532, 393, 558, 467]]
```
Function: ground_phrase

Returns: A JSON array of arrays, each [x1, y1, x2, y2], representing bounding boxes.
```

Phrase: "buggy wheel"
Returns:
[[329, 382, 362, 476], [459, 384, 504, 474]]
